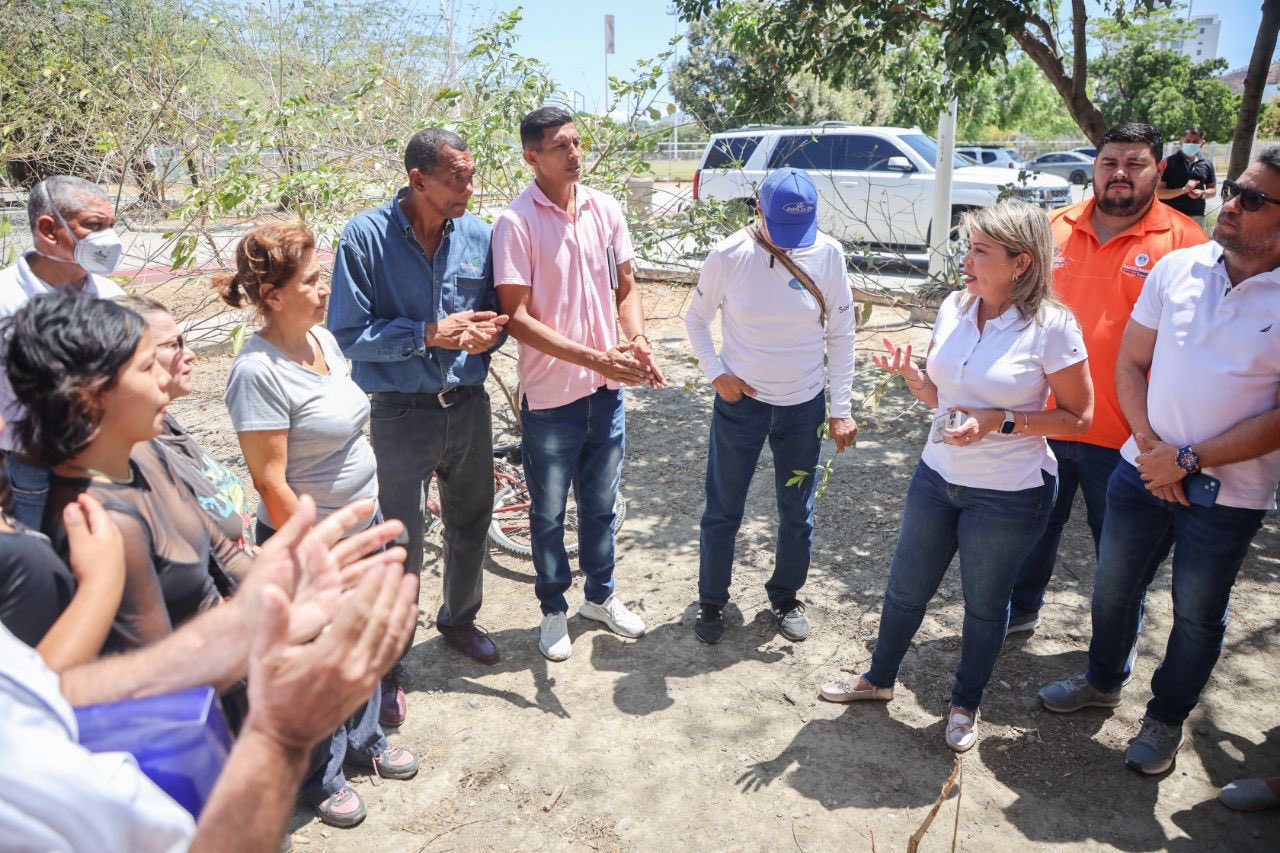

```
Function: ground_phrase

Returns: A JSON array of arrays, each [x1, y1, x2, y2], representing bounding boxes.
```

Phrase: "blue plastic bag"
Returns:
[[74, 685, 232, 818]]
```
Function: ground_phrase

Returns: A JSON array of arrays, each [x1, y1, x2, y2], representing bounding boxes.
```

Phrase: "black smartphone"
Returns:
[[1183, 472, 1220, 508]]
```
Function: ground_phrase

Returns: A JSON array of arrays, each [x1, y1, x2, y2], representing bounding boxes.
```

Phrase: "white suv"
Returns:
[[693, 124, 1070, 250]]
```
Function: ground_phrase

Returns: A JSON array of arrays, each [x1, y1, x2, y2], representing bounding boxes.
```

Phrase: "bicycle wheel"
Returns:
[[488, 459, 627, 559]]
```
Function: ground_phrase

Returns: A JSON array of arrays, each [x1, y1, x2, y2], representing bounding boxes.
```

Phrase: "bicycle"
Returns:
[[424, 441, 628, 560]]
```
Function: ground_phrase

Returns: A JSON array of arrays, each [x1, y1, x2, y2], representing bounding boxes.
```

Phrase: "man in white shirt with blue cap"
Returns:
[[684, 167, 857, 644]]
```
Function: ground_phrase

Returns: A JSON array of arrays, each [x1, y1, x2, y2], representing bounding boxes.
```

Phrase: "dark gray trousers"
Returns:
[[369, 389, 492, 630]]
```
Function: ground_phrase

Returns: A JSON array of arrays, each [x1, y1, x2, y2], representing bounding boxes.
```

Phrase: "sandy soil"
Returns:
[[166, 283, 1279, 852]]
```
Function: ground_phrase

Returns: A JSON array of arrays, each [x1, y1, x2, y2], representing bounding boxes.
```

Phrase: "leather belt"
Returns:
[[371, 386, 480, 409]]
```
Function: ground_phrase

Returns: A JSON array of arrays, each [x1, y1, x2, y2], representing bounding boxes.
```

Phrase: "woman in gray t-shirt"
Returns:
[[217, 223, 415, 828], [221, 229, 379, 540]]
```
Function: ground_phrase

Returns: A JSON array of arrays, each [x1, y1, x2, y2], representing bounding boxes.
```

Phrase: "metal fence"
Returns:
[[642, 141, 706, 161]]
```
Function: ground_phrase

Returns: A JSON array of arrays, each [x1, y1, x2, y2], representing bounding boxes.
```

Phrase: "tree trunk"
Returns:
[[1229, 0, 1280, 180], [1013, 31, 1110, 144]]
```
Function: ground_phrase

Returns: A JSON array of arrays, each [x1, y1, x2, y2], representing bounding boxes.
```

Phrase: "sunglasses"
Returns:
[[1221, 179, 1280, 213], [157, 334, 186, 353]]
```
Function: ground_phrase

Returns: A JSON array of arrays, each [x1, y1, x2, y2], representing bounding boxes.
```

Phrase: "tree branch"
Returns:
[[1021, 10, 1062, 59], [1070, 0, 1089, 100]]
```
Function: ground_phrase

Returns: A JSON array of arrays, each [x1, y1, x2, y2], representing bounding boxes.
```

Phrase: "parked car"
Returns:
[[1027, 150, 1095, 185], [956, 145, 1024, 170], [692, 124, 1071, 250], [1073, 146, 1097, 158]]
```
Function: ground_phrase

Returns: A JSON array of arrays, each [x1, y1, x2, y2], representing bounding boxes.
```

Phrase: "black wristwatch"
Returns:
[[999, 409, 1017, 435], [1176, 445, 1200, 475]]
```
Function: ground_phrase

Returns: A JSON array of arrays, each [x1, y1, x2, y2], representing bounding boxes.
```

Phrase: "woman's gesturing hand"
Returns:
[[871, 336, 924, 385]]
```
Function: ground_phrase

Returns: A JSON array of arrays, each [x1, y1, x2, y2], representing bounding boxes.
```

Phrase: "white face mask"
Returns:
[[36, 186, 124, 275], [1181, 142, 1202, 158]]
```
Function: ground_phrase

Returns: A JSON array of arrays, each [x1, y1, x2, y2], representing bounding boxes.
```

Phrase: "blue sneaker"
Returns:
[[1125, 716, 1183, 775]]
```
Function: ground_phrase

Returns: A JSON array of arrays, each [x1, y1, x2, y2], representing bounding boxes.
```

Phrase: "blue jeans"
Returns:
[[1011, 439, 1172, 618], [1010, 439, 1118, 617], [1085, 461, 1265, 725], [4, 455, 49, 530], [521, 387, 625, 615], [867, 460, 1056, 711], [699, 390, 824, 608], [256, 520, 388, 801]]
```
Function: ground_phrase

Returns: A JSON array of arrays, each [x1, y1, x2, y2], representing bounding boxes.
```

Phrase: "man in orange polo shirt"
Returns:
[[1007, 123, 1207, 633]]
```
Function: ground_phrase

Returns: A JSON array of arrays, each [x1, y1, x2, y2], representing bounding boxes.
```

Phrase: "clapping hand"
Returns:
[[243, 496, 411, 644]]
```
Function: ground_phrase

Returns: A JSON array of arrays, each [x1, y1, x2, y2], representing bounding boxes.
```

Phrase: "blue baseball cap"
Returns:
[[758, 168, 818, 249]]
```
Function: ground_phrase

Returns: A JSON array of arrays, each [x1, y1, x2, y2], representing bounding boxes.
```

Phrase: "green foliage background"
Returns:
[[1, 0, 746, 271]]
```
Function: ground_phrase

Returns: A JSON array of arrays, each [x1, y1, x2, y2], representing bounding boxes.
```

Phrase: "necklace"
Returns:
[[60, 462, 135, 485]]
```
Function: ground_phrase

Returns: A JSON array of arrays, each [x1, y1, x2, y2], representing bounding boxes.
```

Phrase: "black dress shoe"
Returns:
[[440, 624, 500, 664]]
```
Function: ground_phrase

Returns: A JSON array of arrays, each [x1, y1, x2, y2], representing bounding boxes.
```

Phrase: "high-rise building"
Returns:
[[1159, 14, 1221, 62]]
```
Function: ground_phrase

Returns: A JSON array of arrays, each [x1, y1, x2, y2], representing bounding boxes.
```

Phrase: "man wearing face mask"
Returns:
[[1157, 127, 1217, 230], [0, 176, 125, 528]]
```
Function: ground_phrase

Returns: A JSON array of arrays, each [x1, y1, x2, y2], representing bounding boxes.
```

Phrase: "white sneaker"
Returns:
[[578, 595, 646, 638], [539, 612, 571, 661]]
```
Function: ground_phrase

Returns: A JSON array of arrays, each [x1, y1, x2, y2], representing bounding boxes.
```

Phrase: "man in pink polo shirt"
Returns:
[[493, 107, 667, 662]]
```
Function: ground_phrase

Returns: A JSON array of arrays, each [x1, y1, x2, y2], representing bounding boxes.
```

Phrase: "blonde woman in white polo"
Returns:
[[820, 200, 1094, 753]]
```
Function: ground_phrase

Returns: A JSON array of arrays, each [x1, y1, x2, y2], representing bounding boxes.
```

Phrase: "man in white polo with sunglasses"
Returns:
[[1039, 148, 1280, 777]]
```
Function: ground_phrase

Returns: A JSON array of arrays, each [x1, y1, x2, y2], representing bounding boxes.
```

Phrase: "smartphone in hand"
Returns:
[[931, 410, 966, 443]]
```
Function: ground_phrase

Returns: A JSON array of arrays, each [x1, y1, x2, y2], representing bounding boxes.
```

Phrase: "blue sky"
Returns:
[[459, 0, 1260, 112]]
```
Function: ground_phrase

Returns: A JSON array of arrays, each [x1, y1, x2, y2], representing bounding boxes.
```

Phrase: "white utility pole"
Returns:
[[927, 1, 959, 280]]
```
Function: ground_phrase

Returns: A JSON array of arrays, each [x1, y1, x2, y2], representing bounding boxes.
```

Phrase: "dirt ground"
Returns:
[[166, 281, 1280, 852]]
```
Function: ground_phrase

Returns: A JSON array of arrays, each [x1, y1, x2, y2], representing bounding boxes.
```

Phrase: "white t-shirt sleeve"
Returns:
[[225, 353, 291, 432], [0, 626, 196, 853], [821, 249, 857, 418], [1041, 307, 1089, 375], [1129, 257, 1170, 330], [684, 246, 730, 383]]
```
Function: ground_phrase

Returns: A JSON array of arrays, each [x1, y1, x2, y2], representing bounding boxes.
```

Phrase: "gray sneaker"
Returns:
[[1125, 716, 1183, 774], [1005, 611, 1040, 636], [1039, 673, 1122, 713], [771, 601, 810, 642]]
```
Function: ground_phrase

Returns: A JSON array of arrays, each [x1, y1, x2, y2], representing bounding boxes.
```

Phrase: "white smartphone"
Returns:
[[931, 410, 967, 443]]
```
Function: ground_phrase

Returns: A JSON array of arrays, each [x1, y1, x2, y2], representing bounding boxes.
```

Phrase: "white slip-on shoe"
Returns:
[[945, 707, 980, 753], [539, 612, 571, 661], [819, 673, 894, 703], [578, 595, 646, 638]]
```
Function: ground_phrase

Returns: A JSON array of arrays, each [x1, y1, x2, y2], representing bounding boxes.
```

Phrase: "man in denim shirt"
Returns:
[[329, 128, 507, 725]]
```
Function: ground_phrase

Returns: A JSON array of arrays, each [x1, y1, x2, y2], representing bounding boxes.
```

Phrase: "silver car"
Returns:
[[957, 146, 1024, 170], [1027, 151, 1094, 185]]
